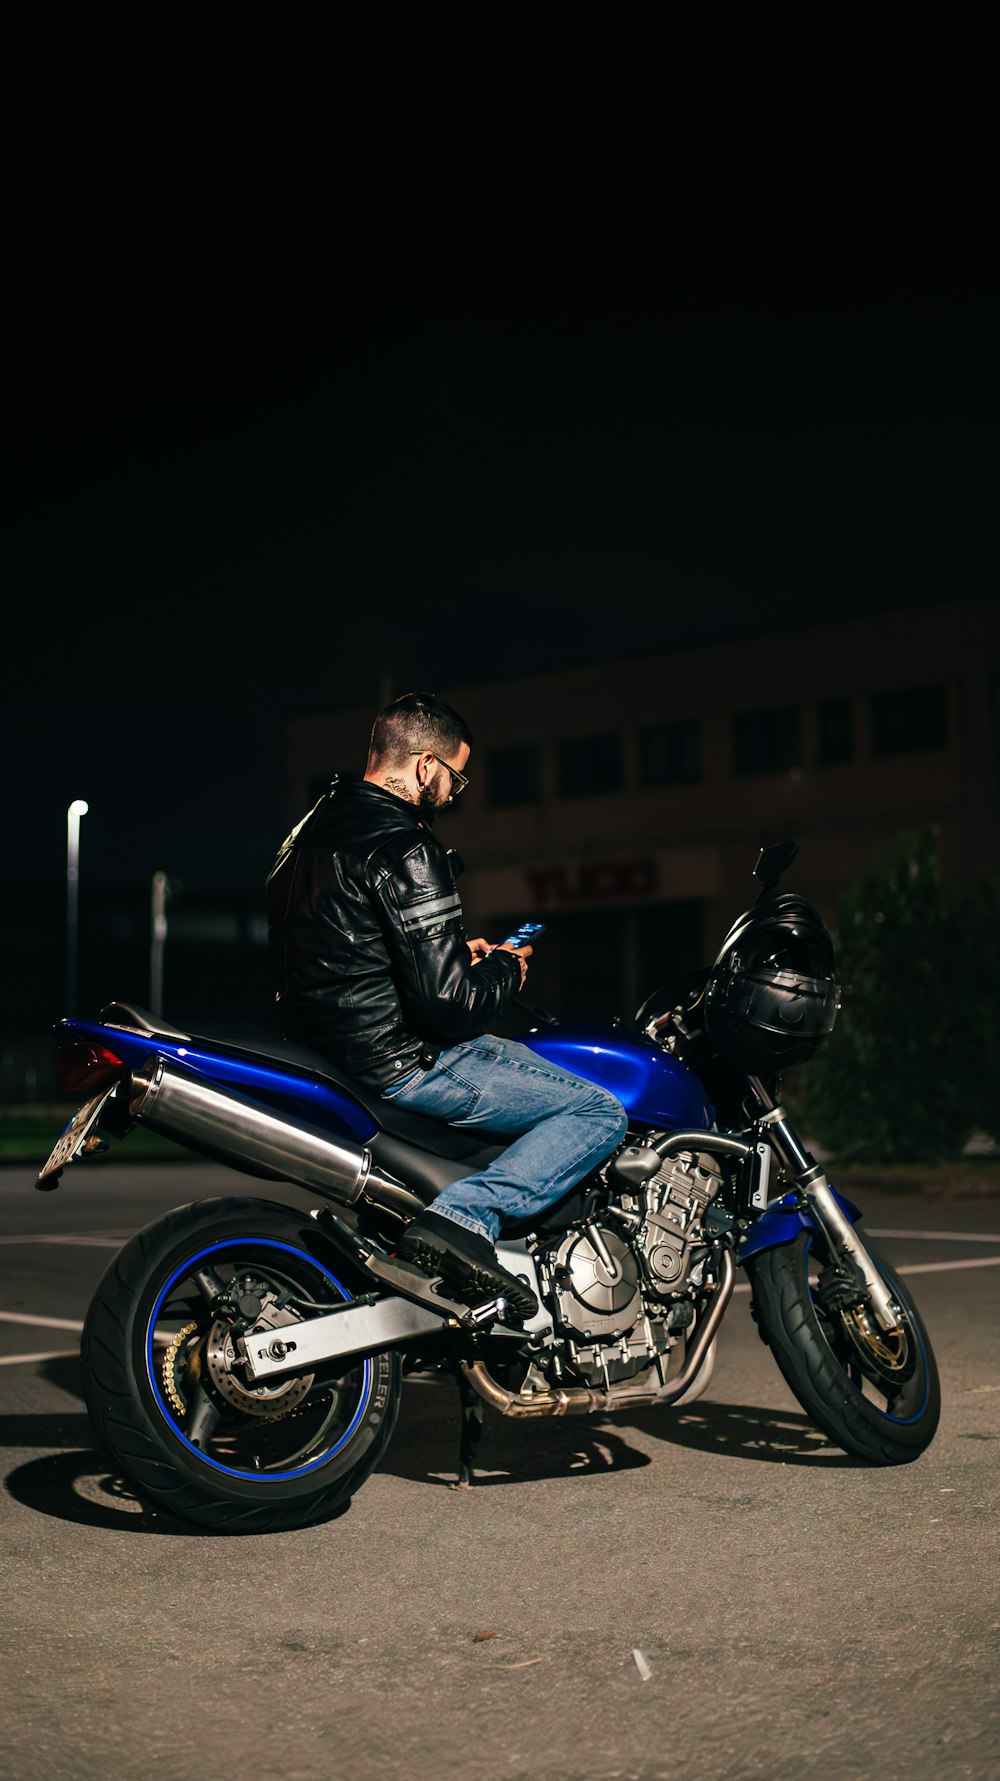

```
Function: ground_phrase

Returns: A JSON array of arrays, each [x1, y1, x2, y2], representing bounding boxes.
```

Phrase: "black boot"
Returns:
[[396, 1210, 538, 1320]]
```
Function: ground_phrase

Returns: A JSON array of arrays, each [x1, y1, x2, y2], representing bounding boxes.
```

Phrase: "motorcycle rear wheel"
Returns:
[[81, 1196, 402, 1532], [745, 1230, 940, 1463]]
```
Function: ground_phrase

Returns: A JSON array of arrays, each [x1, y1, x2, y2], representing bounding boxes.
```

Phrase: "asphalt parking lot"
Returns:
[[2, 1158, 998, 1781]]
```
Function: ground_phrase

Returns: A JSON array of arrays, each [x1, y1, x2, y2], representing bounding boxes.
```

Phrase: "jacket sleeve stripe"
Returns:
[[399, 893, 462, 932]]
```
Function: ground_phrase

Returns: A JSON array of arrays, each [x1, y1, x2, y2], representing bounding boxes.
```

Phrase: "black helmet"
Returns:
[[703, 893, 840, 1074]]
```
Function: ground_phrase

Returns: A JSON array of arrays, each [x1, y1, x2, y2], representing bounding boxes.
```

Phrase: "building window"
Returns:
[[818, 698, 854, 764], [557, 733, 624, 797], [733, 707, 801, 775], [487, 743, 542, 806], [639, 719, 701, 786], [872, 684, 948, 756]]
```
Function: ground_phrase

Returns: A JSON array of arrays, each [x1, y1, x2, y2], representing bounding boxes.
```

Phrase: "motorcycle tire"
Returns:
[[745, 1230, 940, 1464], [81, 1195, 402, 1532]]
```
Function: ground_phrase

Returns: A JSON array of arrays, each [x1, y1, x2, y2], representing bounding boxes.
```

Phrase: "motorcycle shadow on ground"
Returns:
[[624, 1400, 859, 1468], [379, 1374, 859, 1489], [2, 1355, 351, 1538], [4, 1363, 860, 1535]]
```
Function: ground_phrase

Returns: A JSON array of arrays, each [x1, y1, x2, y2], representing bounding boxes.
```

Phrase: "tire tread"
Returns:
[[745, 1232, 939, 1464], [80, 1195, 402, 1532]]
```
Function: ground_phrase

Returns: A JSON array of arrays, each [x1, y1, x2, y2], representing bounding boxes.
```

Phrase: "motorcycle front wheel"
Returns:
[[745, 1230, 940, 1464], [81, 1196, 402, 1532]]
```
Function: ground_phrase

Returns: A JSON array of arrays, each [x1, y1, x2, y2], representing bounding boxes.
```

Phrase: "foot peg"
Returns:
[[314, 1209, 519, 1332], [465, 1295, 510, 1327], [361, 1247, 513, 1330]]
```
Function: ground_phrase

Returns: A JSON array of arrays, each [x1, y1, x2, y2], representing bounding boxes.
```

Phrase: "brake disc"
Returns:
[[841, 1304, 914, 1383], [205, 1317, 315, 1418]]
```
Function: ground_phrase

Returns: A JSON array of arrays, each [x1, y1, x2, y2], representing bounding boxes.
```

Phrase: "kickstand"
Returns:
[[454, 1367, 485, 1489]]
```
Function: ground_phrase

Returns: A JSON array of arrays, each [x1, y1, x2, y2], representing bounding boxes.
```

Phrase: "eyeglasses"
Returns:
[[409, 751, 469, 797]]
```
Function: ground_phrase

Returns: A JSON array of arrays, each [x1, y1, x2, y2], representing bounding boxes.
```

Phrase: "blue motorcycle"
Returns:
[[36, 841, 939, 1531]]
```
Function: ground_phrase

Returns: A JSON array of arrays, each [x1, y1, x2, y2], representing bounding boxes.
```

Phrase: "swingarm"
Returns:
[[242, 1292, 445, 1380], [243, 1210, 546, 1384]]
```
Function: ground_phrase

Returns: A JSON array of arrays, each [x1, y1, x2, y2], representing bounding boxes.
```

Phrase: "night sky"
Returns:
[[5, 16, 997, 893]]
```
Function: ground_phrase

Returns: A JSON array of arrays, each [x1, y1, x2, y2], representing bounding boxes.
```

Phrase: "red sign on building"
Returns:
[[524, 858, 659, 906]]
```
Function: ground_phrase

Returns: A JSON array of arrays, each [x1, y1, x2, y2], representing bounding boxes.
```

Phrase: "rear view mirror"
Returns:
[[752, 840, 798, 893]]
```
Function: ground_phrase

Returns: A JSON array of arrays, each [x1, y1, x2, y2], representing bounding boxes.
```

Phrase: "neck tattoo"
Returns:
[[384, 776, 414, 802]]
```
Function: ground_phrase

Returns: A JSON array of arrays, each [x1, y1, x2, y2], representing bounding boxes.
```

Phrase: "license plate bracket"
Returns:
[[35, 1084, 120, 1190]]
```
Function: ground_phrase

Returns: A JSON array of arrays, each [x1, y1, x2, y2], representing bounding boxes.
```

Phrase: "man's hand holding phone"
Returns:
[[500, 921, 546, 950], [496, 920, 545, 989], [469, 921, 545, 988]]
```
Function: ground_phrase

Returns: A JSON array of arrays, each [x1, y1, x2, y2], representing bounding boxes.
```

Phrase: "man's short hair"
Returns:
[[368, 692, 473, 766]]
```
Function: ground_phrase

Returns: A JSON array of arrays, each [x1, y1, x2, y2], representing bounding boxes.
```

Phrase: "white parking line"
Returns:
[[733, 1252, 1000, 1291], [863, 1228, 1000, 1243], [885, 1256, 1000, 1276], [0, 1311, 85, 1331], [0, 1235, 122, 1247], [2, 1233, 997, 1346], [0, 1349, 78, 1366], [4, 1228, 998, 1252]]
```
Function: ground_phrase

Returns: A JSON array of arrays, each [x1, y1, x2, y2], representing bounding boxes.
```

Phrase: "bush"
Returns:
[[795, 827, 1000, 1164]]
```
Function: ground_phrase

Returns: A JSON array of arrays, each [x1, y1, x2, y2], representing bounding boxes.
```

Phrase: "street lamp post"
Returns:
[[66, 799, 89, 1014], [150, 870, 169, 1016]]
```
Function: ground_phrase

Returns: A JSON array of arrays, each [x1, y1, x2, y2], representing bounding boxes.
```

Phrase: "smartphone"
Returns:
[[501, 920, 546, 949]]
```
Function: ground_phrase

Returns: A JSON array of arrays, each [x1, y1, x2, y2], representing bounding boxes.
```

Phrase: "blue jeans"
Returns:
[[379, 1034, 629, 1241]]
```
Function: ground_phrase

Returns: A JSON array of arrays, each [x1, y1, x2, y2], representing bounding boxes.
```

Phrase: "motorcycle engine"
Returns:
[[548, 1226, 642, 1341], [624, 1148, 725, 1295], [539, 1222, 659, 1387], [532, 1148, 726, 1391]]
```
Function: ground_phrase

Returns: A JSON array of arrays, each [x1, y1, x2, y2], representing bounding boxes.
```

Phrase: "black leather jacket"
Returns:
[[266, 776, 521, 1086]]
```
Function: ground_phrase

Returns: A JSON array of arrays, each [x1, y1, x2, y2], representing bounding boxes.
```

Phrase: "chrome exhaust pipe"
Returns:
[[129, 1058, 417, 1213]]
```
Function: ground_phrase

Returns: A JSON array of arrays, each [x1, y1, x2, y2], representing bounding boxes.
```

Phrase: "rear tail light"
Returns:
[[55, 1043, 126, 1095]]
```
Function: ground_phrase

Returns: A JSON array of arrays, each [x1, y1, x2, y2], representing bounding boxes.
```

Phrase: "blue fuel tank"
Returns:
[[518, 1023, 714, 1131]]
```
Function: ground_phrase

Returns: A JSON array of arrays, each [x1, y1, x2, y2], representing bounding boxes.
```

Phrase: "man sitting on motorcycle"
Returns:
[[266, 689, 628, 1318]]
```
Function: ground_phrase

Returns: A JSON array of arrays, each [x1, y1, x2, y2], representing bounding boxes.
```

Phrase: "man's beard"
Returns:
[[417, 782, 458, 822]]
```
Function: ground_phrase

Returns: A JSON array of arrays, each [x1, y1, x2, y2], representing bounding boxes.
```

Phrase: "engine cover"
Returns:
[[614, 1147, 725, 1298], [549, 1226, 642, 1339]]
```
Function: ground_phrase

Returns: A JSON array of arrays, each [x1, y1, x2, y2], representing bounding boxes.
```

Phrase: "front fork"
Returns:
[[746, 1076, 902, 1334]]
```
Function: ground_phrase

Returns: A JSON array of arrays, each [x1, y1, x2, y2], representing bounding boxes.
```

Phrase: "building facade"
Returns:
[[286, 596, 999, 1027]]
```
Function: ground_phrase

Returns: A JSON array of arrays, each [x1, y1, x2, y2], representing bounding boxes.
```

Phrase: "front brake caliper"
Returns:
[[816, 1253, 868, 1312]]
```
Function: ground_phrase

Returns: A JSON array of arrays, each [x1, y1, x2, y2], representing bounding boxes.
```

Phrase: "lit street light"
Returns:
[[150, 870, 169, 1016], [66, 799, 88, 1014]]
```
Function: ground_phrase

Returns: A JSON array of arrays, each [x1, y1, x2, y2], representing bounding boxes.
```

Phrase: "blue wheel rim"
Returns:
[[146, 1238, 373, 1481]]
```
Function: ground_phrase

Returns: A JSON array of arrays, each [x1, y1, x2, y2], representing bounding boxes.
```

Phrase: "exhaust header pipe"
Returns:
[[129, 1058, 418, 1214]]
